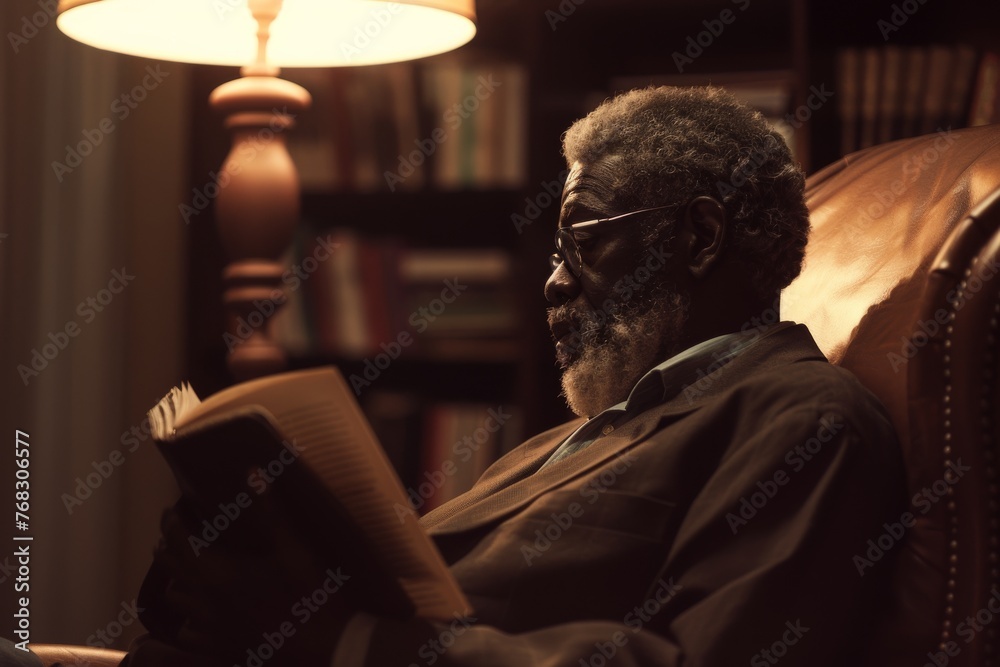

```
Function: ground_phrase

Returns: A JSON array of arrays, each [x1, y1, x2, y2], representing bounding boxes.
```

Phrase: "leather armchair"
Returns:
[[784, 123, 1000, 666]]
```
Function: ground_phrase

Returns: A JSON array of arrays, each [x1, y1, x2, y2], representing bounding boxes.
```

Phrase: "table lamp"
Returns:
[[56, 0, 477, 380]]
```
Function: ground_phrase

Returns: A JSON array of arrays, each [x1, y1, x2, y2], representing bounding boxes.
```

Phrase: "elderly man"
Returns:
[[127, 86, 904, 667]]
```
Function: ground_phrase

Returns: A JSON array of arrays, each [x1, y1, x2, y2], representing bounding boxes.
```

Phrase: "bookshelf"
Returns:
[[183, 0, 999, 509], [183, 11, 549, 497], [804, 0, 1000, 168]]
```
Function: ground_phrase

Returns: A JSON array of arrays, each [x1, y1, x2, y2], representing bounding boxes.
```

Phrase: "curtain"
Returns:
[[1, 0, 190, 649]]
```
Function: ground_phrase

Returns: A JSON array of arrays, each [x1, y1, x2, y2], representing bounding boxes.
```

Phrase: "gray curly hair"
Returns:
[[562, 86, 809, 298]]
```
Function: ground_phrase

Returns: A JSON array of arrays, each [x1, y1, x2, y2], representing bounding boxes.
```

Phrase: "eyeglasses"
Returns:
[[549, 205, 673, 277]]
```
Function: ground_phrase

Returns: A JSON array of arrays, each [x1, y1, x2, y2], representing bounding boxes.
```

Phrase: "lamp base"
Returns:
[[223, 260, 287, 381], [210, 74, 311, 382]]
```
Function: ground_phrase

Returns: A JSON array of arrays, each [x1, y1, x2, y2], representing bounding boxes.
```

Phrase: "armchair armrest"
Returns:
[[29, 644, 126, 667]]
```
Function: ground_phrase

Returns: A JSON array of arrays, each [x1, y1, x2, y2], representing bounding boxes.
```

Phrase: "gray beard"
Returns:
[[549, 288, 689, 418]]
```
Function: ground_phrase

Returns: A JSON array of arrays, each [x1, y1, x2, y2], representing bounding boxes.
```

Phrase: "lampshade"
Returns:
[[57, 0, 477, 67]]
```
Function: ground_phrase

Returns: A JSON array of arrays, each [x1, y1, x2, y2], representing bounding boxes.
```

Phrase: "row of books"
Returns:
[[285, 59, 528, 193], [836, 45, 1000, 156], [366, 391, 524, 513], [273, 229, 519, 360]]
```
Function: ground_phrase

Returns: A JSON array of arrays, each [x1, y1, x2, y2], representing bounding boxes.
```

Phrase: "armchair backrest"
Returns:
[[783, 123, 1000, 666]]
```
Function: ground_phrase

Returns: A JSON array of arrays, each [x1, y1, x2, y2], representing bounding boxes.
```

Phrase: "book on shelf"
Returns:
[[859, 47, 881, 149], [330, 229, 370, 357], [419, 402, 521, 513], [836, 48, 861, 157], [363, 390, 524, 514], [944, 46, 979, 131], [420, 59, 529, 191], [273, 230, 518, 360], [919, 45, 954, 136], [399, 246, 517, 339], [835, 44, 987, 156], [365, 389, 426, 485], [876, 45, 902, 145], [285, 59, 528, 193], [139, 365, 471, 636], [281, 69, 340, 191], [969, 52, 1000, 127], [387, 62, 426, 191], [899, 48, 927, 139]]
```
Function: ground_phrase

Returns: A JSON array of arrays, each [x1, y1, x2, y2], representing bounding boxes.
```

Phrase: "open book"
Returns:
[[146, 366, 470, 623]]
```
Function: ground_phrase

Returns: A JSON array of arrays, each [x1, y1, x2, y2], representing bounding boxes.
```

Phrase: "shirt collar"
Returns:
[[600, 321, 796, 417]]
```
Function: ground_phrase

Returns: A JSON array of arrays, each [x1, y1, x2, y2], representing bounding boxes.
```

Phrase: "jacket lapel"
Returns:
[[419, 419, 579, 531], [421, 324, 827, 535], [422, 404, 697, 534]]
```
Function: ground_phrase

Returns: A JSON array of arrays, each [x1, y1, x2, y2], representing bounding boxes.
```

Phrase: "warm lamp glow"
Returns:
[[55, 0, 477, 379], [57, 0, 477, 67]]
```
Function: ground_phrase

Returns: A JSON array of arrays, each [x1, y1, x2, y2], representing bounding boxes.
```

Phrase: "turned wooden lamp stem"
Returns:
[[210, 0, 311, 381]]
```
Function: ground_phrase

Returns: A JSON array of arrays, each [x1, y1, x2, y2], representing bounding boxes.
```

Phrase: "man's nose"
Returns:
[[544, 260, 580, 306]]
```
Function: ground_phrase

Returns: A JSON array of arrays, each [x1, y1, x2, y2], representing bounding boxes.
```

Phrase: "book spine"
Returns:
[[836, 48, 860, 155], [877, 46, 902, 144], [859, 47, 881, 150], [899, 47, 927, 139], [919, 45, 953, 135], [968, 52, 1000, 127]]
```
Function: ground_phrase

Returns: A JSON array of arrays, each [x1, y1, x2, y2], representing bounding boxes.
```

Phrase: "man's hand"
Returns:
[[152, 491, 354, 666]]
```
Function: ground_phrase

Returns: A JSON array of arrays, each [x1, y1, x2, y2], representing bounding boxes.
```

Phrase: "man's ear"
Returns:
[[680, 196, 727, 279]]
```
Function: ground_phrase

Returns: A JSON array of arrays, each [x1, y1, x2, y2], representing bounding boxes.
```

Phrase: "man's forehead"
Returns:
[[559, 159, 619, 222]]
